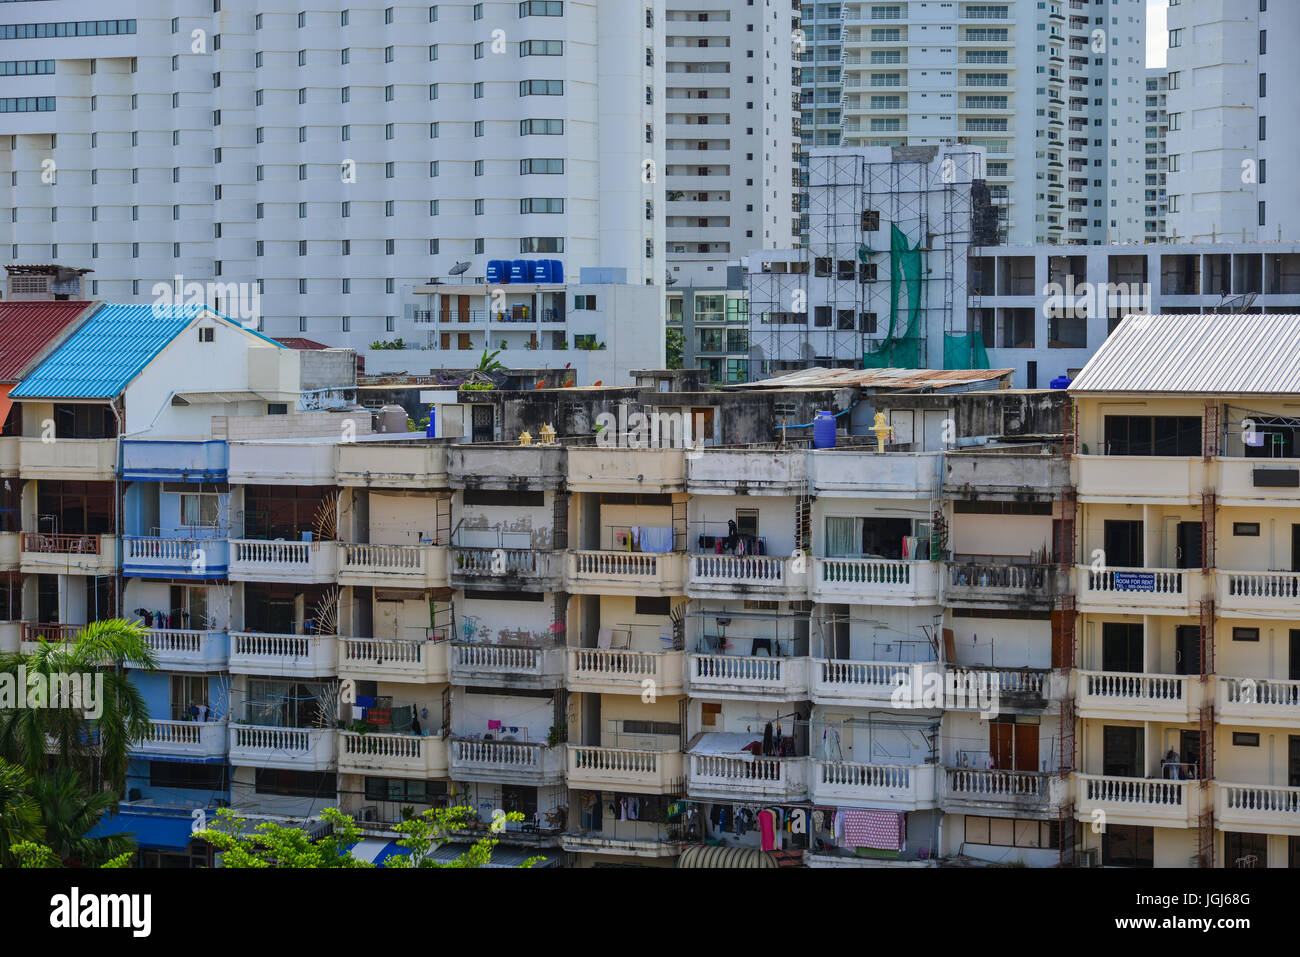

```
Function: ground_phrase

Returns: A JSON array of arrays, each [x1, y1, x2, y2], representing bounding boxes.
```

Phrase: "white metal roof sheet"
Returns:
[[1069, 313, 1300, 395]]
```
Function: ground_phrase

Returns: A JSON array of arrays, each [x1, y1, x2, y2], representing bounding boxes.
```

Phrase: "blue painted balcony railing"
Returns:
[[123, 536, 229, 579], [122, 439, 228, 482]]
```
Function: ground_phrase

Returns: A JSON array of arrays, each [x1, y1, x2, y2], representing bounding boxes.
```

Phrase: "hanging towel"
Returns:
[[762, 722, 774, 756], [487, 719, 502, 731], [639, 527, 674, 553], [842, 809, 905, 850], [757, 809, 776, 851]]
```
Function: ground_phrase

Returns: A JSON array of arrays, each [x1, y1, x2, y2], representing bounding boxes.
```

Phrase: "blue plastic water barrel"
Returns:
[[1050, 375, 1072, 390], [486, 260, 507, 284], [510, 260, 529, 283], [532, 259, 553, 283], [813, 411, 837, 449], [551, 260, 564, 283], [426, 409, 437, 437]]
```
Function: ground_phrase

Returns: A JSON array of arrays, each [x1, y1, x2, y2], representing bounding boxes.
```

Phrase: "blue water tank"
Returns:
[[551, 260, 564, 283], [1050, 375, 1072, 390], [486, 260, 508, 284], [532, 259, 554, 283], [813, 410, 837, 449], [425, 408, 437, 438], [510, 259, 529, 283]]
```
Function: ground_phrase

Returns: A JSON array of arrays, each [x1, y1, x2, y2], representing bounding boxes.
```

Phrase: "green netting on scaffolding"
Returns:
[[862, 223, 923, 369], [943, 332, 990, 370]]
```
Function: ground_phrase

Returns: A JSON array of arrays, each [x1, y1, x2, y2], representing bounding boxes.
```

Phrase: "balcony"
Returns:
[[121, 439, 227, 482], [1217, 676, 1300, 728], [1075, 567, 1198, 614], [686, 448, 807, 496], [811, 659, 943, 707], [336, 440, 448, 487], [565, 551, 685, 597], [19, 437, 116, 481], [228, 632, 339, 677], [943, 769, 1064, 814], [812, 558, 940, 604], [686, 554, 808, 600], [566, 447, 686, 494], [685, 654, 809, 700], [123, 536, 228, 579], [143, 628, 229, 672], [449, 643, 565, 690], [1217, 571, 1300, 619], [1076, 774, 1201, 828], [948, 666, 1055, 711], [448, 738, 566, 786], [687, 754, 809, 802], [1073, 455, 1203, 503], [567, 746, 685, 794], [228, 439, 336, 485], [1216, 457, 1300, 506], [338, 638, 450, 683], [449, 547, 563, 591], [20, 621, 81, 650], [944, 450, 1070, 500], [0, 621, 19, 654], [338, 543, 448, 589], [228, 539, 339, 583], [0, 436, 16, 475], [944, 562, 1062, 606], [1076, 671, 1198, 721], [811, 761, 939, 810], [20, 532, 116, 576], [446, 445, 566, 491], [338, 732, 449, 779], [809, 450, 941, 498], [567, 648, 685, 696], [0, 531, 19, 569], [1216, 783, 1300, 836], [131, 720, 227, 760], [228, 725, 338, 771]]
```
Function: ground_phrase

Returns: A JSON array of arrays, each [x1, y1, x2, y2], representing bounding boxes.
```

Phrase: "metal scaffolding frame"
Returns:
[[747, 148, 986, 379]]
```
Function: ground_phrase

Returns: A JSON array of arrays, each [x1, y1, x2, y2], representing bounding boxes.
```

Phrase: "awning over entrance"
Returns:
[[677, 845, 777, 868]]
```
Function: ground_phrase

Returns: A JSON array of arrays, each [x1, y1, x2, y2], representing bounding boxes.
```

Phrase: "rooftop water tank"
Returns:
[[813, 410, 837, 449]]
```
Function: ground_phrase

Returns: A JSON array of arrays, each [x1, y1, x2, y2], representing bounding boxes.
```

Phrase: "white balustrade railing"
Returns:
[[1220, 784, 1300, 817], [453, 739, 541, 769], [232, 632, 318, 660], [818, 762, 914, 791], [947, 768, 1044, 798], [819, 558, 915, 586], [1083, 671, 1186, 702], [1225, 571, 1300, 600], [342, 732, 427, 761], [571, 648, 660, 679], [1083, 775, 1187, 807], [342, 637, 431, 667], [231, 725, 314, 755], [341, 543, 426, 573], [233, 540, 311, 566], [572, 551, 660, 578], [1222, 676, 1300, 709], [690, 554, 789, 584], [453, 643, 544, 674], [816, 659, 915, 689], [146, 628, 207, 656], [692, 653, 785, 685], [453, 547, 540, 575], [125, 537, 208, 561], [571, 747, 663, 776], [691, 753, 790, 784], [1086, 568, 1184, 594]]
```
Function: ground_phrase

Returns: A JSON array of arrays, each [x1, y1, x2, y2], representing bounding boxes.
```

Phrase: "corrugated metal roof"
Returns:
[[10, 303, 284, 400], [1069, 314, 1300, 395], [0, 300, 97, 382], [734, 366, 1014, 390]]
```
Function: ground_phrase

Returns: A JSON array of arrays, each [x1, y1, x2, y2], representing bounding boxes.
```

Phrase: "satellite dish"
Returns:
[[448, 261, 471, 276]]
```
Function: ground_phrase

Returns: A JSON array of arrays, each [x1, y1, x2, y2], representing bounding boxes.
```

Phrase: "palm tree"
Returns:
[[476, 348, 505, 372], [0, 759, 42, 866], [0, 619, 159, 796], [26, 768, 134, 867]]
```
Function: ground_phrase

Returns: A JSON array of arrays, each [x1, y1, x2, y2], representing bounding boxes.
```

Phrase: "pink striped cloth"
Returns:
[[842, 809, 904, 850]]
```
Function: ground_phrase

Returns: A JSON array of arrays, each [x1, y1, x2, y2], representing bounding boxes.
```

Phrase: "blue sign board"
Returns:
[[1112, 571, 1156, 592]]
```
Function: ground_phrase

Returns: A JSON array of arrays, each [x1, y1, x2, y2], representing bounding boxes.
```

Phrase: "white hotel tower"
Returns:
[[0, 1, 666, 340], [1165, 0, 1300, 243]]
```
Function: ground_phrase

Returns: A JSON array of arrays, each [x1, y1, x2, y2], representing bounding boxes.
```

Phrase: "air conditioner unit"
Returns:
[[1077, 848, 1099, 868]]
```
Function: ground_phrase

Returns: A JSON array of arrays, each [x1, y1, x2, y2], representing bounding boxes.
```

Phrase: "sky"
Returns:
[[1147, 0, 1168, 68]]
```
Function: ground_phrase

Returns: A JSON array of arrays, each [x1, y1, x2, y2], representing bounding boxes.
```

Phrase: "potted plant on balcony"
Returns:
[[546, 725, 567, 749]]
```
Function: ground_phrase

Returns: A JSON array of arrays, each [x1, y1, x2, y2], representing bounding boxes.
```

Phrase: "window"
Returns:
[[520, 198, 563, 213], [520, 158, 563, 174], [635, 596, 671, 616], [520, 118, 563, 135], [521, 237, 563, 253], [519, 40, 563, 56], [1232, 628, 1260, 643], [198, 327, 214, 344], [1233, 523, 1260, 537], [385, 200, 395, 216], [1233, 732, 1260, 747], [1103, 416, 1201, 456], [520, 79, 563, 96], [1102, 825, 1153, 868], [519, 1, 563, 15], [180, 492, 220, 527]]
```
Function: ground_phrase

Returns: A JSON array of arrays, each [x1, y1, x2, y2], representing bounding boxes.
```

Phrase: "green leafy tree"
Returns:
[[665, 328, 685, 370], [476, 348, 505, 372], [197, 806, 543, 868], [0, 619, 158, 795], [382, 806, 543, 868], [0, 760, 42, 865], [7, 840, 132, 869]]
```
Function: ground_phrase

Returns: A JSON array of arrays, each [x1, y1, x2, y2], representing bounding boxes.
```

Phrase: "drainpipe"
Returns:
[[110, 397, 124, 618]]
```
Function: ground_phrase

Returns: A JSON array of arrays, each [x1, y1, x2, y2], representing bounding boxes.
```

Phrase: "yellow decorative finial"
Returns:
[[871, 412, 894, 452]]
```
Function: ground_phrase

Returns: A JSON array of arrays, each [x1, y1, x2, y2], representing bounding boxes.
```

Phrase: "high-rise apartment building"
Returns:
[[0, 1, 665, 340], [1142, 67, 1168, 244], [663, 0, 799, 288], [1165, 0, 1300, 242], [795, 0, 1147, 246]]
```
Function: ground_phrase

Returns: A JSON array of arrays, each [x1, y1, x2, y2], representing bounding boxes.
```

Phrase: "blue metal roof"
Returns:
[[9, 302, 285, 400], [88, 806, 206, 850]]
